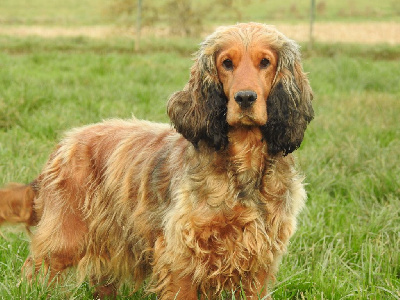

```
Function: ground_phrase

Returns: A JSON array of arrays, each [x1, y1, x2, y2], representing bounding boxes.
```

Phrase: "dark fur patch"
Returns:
[[261, 81, 314, 156], [168, 84, 228, 151]]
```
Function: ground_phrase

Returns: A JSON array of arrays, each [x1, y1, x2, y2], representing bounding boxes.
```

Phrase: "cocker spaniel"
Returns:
[[0, 23, 313, 299]]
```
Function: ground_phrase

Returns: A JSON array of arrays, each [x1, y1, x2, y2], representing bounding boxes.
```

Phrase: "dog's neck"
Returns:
[[225, 127, 270, 195], [188, 127, 272, 206], [227, 127, 267, 171]]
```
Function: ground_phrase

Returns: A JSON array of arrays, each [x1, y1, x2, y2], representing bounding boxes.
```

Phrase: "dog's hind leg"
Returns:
[[22, 252, 75, 285], [21, 202, 88, 287]]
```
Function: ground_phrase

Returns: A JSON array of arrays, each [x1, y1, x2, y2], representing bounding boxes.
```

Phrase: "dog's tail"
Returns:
[[0, 182, 37, 227]]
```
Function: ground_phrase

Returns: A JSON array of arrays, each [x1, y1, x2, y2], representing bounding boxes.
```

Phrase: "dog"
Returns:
[[0, 22, 313, 299]]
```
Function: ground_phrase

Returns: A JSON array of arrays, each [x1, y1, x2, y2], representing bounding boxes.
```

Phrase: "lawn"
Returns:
[[0, 0, 399, 26], [0, 35, 399, 299]]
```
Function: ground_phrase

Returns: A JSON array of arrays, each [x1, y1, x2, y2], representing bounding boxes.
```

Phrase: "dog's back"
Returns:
[[0, 118, 188, 296]]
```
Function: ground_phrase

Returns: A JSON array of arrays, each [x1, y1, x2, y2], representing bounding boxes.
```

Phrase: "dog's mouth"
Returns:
[[234, 111, 267, 127], [226, 95, 268, 127], [227, 113, 266, 127], [238, 114, 258, 126]]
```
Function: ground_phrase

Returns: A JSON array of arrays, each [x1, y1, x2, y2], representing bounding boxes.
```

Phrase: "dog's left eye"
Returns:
[[260, 58, 270, 69]]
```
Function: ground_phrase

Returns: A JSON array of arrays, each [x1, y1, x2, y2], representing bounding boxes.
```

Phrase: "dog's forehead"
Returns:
[[215, 39, 277, 62], [204, 24, 281, 55]]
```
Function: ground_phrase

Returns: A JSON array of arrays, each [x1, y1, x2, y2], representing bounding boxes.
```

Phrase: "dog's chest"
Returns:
[[175, 200, 273, 285]]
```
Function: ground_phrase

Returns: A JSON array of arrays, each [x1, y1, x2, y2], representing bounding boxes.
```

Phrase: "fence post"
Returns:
[[135, 0, 142, 51], [309, 0, 315, 49]]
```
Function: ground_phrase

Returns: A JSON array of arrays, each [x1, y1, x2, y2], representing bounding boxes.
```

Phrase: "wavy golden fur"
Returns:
[[0, 23, 313, 299]]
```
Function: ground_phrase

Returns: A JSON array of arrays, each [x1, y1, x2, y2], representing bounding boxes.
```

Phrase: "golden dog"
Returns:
[[0, 23, 313, 299]]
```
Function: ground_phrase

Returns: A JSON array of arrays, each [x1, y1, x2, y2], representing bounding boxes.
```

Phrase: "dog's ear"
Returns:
[[261, 40, 314, 156], [167, 50, 228, 150]]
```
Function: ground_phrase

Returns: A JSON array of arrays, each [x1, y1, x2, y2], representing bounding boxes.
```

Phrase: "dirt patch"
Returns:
[[0, 25, 118, 39], [0, 22, 399, 44], [277, 22, 400, 45]]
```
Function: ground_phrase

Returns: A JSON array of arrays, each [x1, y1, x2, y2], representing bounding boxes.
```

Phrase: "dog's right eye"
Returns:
[[222, 59, 234, 70]]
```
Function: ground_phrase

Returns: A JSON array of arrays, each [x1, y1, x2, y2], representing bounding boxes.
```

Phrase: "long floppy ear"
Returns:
[[167, 49, 228, 150], [261, 39, 314, 156]]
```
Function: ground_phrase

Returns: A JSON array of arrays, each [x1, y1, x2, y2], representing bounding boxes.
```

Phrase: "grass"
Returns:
[[0, 0, 399, 26], [0, 35, 399, 299]]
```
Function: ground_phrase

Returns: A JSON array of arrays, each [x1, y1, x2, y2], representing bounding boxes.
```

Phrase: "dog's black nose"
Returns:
[[234, 90, 257, 109]]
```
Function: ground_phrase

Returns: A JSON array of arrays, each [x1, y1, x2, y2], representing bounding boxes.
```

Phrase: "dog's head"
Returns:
[[168, 22, 314, 155]]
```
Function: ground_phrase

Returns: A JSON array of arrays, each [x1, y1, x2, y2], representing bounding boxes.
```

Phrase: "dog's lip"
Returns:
[[240, 115, 254, 121], [237, 114, 261, 126], [227, 113, 266, 127]]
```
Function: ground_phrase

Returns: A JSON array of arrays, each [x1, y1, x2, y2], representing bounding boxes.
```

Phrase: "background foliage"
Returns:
[[0, 0, 399, 27]]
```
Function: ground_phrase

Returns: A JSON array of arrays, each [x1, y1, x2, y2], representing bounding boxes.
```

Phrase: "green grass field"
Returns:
[[0, 33, 399, 299], [0, 0, 399, 26]]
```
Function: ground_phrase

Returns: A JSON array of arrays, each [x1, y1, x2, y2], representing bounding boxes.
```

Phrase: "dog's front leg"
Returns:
[[159, 274, 198, 300]]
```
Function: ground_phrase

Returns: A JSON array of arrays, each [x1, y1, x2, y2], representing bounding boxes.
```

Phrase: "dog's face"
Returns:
[[216, 41, 278, 127], [168, 23, 314, 155]]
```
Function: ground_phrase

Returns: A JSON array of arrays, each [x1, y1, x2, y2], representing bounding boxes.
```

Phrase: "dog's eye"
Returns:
[[222, 59, 234, 70], [260, 58, 270, 69]]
